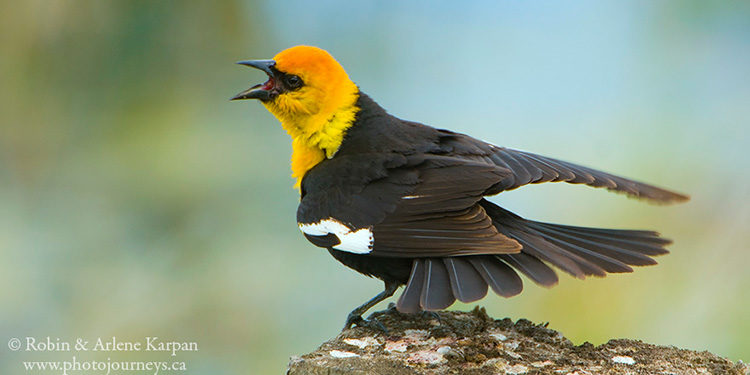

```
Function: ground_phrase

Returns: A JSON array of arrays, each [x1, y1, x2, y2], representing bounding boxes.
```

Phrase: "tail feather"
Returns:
[[444, 258, 488, 303], [394, 200, 673, 313], [530, 223, 658, 266], [421, 259, 456, 310], [529, 227, 635, 273], [501, 225, 593, 278], [468, 256, 523, 297], [534, 222, 668, 240], [396, 260, 426, 313], [396, 255, 520, 313], [499, 253, 558, 287], [534, 222, 670, 255], [518, 222, 635, 273], [482, 200, 670, 276]]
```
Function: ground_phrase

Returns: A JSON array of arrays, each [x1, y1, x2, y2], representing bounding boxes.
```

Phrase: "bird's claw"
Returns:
[[343, 312, 364, 330], [421, 310, 442, 324], [343, 313, 388, 334]]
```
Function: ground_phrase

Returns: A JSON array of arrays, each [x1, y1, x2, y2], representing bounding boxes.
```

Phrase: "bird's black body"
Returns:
[[296, 92, 686, 325], [231, 46, 687, 330], [328, 249, 413, 284]]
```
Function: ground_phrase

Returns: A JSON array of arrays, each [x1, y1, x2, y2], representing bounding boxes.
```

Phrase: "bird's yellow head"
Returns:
[[232, 46, 360, 187]]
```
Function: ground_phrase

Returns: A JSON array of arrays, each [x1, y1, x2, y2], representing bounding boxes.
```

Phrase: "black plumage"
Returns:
[[231, 46, 688, 331], [295, 92, 687, 329]]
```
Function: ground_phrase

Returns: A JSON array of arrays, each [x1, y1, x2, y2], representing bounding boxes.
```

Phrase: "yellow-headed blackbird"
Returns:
[[232, 46, 689, 330]]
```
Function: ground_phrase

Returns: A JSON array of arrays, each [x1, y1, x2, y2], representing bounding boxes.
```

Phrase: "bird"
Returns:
[[231, 45, 689, 330]]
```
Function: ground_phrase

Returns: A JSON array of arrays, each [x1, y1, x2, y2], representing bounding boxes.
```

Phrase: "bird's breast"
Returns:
[[290, 139, 326, 188]]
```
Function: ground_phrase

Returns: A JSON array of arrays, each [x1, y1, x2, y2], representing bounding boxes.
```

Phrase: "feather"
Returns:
[[396, 260, 426, 313], [499, 253, 558, 287], [469, 256, 523, 297], [444, 257, 488, 303], [420, 259, 456, 310], [487, 147, 689, 203]]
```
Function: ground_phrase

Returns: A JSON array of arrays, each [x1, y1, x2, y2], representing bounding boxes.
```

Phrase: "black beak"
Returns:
[[237, 59, 275, 75], [231, 59, 277, 101]]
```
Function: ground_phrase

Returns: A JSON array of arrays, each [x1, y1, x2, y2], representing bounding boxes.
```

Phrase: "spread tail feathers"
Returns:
[[396, 200, 671, 312]]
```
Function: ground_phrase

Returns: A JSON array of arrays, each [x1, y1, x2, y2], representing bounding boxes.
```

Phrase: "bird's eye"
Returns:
[[285, 75, 302, 88]]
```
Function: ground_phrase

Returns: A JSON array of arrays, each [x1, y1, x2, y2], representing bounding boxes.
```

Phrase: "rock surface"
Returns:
[[287, 306, 747, 375]]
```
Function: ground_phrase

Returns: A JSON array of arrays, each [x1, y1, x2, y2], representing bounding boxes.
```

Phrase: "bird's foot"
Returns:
[[420, 310, 442, 324], [384, 302, 440, 324], [343, 312, 388, 334]]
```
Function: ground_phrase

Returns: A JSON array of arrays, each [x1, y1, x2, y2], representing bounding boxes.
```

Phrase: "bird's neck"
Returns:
[[271, 87, 360, 188]]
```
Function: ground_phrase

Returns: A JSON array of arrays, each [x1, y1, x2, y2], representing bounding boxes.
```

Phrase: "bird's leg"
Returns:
[[343, 280, 399, 331]]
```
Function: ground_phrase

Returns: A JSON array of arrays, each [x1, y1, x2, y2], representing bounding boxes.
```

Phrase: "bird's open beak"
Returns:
[[231, 59, 278, 101]]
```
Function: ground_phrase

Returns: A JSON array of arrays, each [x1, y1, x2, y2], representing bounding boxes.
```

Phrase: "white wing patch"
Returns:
[[298, 218, 374, 254]]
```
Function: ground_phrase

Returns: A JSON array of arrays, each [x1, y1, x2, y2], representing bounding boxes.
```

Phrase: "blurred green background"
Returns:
[[1, 1, 748, 374]]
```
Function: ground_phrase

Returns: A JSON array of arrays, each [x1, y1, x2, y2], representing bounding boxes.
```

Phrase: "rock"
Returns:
[[287, 306, 748, 375]]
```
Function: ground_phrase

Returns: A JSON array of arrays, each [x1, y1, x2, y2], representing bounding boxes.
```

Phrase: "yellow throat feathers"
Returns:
[[261, 47, 360, 188]]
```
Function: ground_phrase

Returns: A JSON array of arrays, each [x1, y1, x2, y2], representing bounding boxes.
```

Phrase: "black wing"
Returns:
[[297, 152, 521, 257], [434, 131, 689, 203]]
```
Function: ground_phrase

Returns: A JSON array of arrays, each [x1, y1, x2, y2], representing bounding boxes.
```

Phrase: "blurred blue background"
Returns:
[[1, 1, 748, 374]]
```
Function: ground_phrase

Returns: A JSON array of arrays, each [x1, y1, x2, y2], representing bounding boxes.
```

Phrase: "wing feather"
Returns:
[[487, 147, 688, 203]]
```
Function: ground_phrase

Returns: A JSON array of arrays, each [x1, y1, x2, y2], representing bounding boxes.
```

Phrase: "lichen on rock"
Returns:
[[287, 305, 748, 375]]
